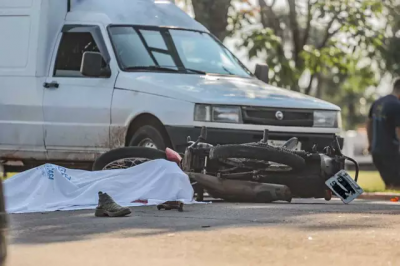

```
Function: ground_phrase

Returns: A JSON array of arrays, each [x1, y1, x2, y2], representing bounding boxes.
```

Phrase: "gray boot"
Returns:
[[95, 191, 131, 217]]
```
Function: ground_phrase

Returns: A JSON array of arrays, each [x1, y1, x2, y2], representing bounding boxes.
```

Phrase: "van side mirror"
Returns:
[[254, 64, 270, 84], [80, 52, 106, 77]]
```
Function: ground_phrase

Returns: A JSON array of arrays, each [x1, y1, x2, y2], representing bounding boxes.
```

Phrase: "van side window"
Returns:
[[53, 32, 107, 77]]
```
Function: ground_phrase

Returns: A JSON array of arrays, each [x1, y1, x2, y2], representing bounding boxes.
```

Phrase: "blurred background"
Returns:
[[173, 0, 400, 167]]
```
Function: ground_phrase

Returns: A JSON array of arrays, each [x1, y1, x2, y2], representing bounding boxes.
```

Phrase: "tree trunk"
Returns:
[[191, 0, 232, 41], [287, 0, 301, 67]]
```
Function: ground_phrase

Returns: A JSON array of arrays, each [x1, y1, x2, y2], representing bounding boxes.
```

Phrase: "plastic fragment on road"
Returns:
[[325, 170, 363, 204], [390, 197, 399, 202]]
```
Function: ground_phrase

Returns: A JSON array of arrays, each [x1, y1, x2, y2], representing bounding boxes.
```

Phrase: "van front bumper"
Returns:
[[165, 126, 344, 153]]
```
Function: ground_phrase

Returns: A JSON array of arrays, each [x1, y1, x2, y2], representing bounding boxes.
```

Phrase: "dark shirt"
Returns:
[[368, 94, 400, 155]]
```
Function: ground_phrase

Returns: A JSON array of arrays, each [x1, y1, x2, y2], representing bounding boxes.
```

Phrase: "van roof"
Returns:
[[68, 0, 208, 32]]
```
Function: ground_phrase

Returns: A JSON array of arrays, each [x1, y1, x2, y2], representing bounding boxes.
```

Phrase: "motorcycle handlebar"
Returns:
[[187, 126, 208, 149]]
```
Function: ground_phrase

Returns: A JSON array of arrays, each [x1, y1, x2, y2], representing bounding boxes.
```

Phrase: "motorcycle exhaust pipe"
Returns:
[[188, 173, 292, 203]]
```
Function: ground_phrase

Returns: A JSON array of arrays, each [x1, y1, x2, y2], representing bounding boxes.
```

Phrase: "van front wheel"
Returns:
[[128, 125, 167, 150]]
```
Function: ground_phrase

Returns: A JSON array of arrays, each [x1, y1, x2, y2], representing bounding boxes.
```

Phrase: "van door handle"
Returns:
[[43, 81, 59, 89]]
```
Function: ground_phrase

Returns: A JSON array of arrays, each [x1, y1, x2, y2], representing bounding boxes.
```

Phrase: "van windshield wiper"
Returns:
[[181, 68, 207, 75], [124, 65, 208, 75], [124, 66, 179, 73]]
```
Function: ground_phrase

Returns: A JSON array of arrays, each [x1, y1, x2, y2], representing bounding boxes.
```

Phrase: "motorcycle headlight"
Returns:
[[194, 104, 242, 123], [313, 111, 339, 128]]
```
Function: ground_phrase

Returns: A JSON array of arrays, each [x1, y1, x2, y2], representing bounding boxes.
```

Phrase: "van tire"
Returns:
[[92, 147, 166, 171], [129, 125, 167, 150]]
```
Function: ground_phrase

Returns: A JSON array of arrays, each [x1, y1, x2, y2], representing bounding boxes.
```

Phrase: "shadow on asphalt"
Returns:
[[8, 199, 400, 245]]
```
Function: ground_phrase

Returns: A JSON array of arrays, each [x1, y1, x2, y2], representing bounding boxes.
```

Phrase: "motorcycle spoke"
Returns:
[[102, 158, 151, 170]]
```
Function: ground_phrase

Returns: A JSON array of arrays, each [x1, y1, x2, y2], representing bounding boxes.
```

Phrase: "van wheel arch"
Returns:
[[125, 114, 172, 150]]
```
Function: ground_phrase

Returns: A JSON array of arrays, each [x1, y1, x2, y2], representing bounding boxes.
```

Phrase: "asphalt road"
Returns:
[[6, 199, 400, 266]]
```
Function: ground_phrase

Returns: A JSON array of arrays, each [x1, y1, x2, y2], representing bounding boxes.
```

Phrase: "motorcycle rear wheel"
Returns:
[[92, 147, 166, 171]]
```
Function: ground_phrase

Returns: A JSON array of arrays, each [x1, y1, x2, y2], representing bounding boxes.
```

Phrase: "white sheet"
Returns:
[[4, 159, 195, 214]]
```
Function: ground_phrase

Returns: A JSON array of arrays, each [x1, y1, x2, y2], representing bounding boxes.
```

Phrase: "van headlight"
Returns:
[[313, 111, 340, 128], [194, 104, 242, 123]]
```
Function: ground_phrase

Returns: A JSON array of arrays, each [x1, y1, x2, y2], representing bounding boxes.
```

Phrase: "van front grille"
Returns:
[[242, 107, 314, 127]]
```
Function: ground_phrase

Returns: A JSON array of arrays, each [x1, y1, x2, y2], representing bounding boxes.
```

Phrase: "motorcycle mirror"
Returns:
[[255, 64, 270, 84]]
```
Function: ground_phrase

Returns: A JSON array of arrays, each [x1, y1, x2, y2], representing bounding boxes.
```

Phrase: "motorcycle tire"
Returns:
[[209, 144, 306, 171], [245, 142, 309, 158], [92, 147, 166, 171]]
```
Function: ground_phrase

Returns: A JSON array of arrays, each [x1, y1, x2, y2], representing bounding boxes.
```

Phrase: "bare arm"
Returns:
[[396, 128, 400, 142], [395, 104, 400, 145]]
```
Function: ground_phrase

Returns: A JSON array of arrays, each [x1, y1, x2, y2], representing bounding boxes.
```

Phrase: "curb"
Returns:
[[357, 192, 400, 201]]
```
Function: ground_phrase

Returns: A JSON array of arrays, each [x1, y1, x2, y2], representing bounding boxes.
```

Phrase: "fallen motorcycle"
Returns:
[[92, 127, 361, 203], [180, 127, 360, 202]]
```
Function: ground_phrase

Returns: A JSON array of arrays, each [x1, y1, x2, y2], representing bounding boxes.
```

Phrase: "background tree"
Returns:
[[232, 1, 387, 88], [175, 0, 232, 41], [380, 3, 400, 77]]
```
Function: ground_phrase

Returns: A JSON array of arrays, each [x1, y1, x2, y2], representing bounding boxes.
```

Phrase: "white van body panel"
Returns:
[[111, 87, 340, 139], [0, 0, 66, 160], [0, 78, 46, 159], [0, 0, 67, 77], [115, 73, 340, 111], [68, 0, 207, 31], [110, 89, 195, 147], [0, 0, 39, 76], [114, 73, 340, 135]]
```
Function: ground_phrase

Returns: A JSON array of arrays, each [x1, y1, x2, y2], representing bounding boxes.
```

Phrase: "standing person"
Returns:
[[367, 78, 400, 190]]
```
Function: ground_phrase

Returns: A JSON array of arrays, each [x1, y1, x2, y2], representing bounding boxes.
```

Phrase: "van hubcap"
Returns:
[[138, 139, 157, 149]]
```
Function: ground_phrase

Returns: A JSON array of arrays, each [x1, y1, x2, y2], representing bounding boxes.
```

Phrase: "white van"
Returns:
[[0, 0, 342, 171]]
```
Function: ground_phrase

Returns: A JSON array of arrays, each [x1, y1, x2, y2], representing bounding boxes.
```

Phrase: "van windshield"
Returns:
[[108, 26, 252, 78]]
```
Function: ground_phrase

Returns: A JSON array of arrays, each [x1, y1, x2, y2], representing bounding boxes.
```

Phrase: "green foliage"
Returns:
[[243, 28, 301, 89], [322, 61, 378, 128], [380, 3, 400, 76], [229, 0, 393, 129]]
